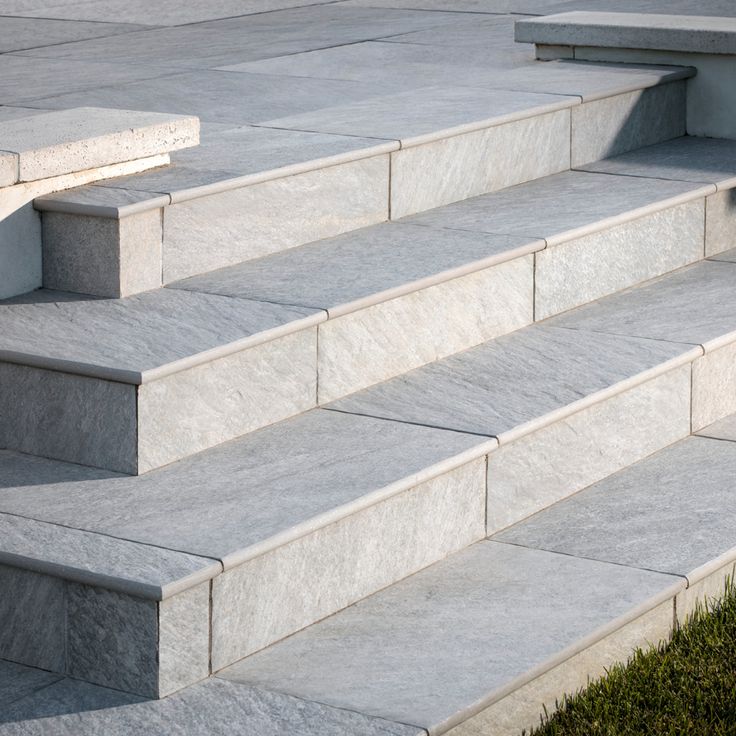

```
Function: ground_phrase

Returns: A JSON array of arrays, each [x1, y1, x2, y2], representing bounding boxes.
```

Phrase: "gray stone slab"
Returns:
[[171, 222, 539, 314], [0, 677, 421, 735], [0, 287, 319, 380], [36, 184, 169, 217], [697, 411, 736, 441], [0, 107, 50, 123], [262, 85, 576, 145], [0, 16, 147, 53], [493, 436, 736, 577], [328, 324, 690, 438], [221, 541, 679, 732], [0, 410, 484, 565], [516, 11, 736, 55], [710, 246, 736, 262], [549, 259, 736, 348], [0, 512, 219, 599], [0, 660, 60, 710], [579, 136, 736, 187], [406, 169, 705, 243]]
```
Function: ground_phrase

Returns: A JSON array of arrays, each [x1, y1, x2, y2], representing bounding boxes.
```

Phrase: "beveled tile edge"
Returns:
[[571, 66, 695, 103], [34, 189, 171, 218], [435, 542, 685, 734], [686, 546, 736, 587], [700, 325, 736, 353], [220, 428, 496, 571], [495, 344, 702, 446], [715, 176, 736, 192], [0, 351, 144, 385]]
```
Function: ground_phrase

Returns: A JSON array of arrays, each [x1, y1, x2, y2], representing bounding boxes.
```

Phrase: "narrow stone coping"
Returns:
[[686, 547, 736, 586], [515, 11, 736, 56], [0, 107, 200, 186]]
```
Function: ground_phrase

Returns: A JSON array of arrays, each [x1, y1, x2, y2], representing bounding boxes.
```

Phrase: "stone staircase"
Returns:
[[2, 10, 736, 736]]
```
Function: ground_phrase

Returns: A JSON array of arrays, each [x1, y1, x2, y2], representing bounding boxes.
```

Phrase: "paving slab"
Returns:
[[406, 169, 707, 243], [221, 541, 679, 733], [0, 661, 61, 710], [697, 412, 736, 441], [549, 259, 736, 347], [170, 222, 539, 315], [579, 136, 736, 187], [0, 409, 484, 566], [494, 436, 736, 578], [709, 246, 736, 263], [329, 323, 691, 437]]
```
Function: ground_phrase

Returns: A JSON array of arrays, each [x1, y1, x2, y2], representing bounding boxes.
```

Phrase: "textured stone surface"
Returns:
[[705, 187, 736, 256], [493, 436, 736, 579], [329, 324, 690, 437], [0, 660, 61, 710], [163, 155, 389, 281], [486, 366, 691, 532], [137, 329, 318, 472], [0, 153, 17, 187], [318, 256, 533, 402], [0, 513, 218, 599], [211, 459, 486, 669], [221, 541, 679, 732], [571, 81, 686, 166], [535, 199, 704, 318], [710, 246, 736, 262], [390, 109, 571, 217], [697, 410, 736, 441], [0, 677, 422, 735], [0, 204, 42, 300], [42, 209, 163, 297], [692, 340, 736, 430], [678, 561, 736, 623], [0, 565, 65, 672]]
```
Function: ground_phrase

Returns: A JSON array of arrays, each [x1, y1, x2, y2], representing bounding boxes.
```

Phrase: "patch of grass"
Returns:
[[526, 578, 736, 736]]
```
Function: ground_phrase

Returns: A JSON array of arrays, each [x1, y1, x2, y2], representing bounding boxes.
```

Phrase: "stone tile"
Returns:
[[692, 340, 736, 431], [0, 108, 198, 182], [171, 222, 539, 313], [390, 108, 571, 217], [710, 246, 736, 263], [220, 541, 679, 731], [697, 411, 736, 442], [571, 81, 686, 166], [0, 16, 146, 53], [37, 184, 168, 217], [0, 362, 138, 474], [263, 85, 575, 144], [0, 153, 17, 187], [318, 255, 533, 402], [329, 324, 691, 437], [0, 287, 319, 378], [0, 677, 421, 735], [535, 198, 704, 319], [0, 107, 50, 123], [0, 203, 41, 300], [66, 583, 158, 697], [406, 169, 704, 243], [163, 155, 389, 281], [486, 365, 691, 532], [212, 459, 486, 669], [705, 187, 736, 256], [137, 329, 318, 472], [548, 260, 736, 348], [42, 209, 163, 297], [159, 583, 210, 696], [493, 436, 736, 579], [579, 136, 736, 187], [0, 660, 61, 710], [0, 512, 218, 599], [0, 565, 65, 672], [0, 410, 484, 563], [677, 561, 736, 624]]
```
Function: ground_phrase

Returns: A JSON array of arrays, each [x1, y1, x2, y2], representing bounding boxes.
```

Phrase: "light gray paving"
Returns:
[[579, 136, 736, 186], [37, 185, 168, 217], [0, 287, 319, 379], [0, 511, 219, 599], [262, 85, 575, 144], [0, 677, 421, 735], [221, 541, 679, 732], [0, 660, 61, 710], [549, 260, 736, 347], [0, 410, 484, 563], [171, 222, 539, 313], [710, 246, 736, 262], [406, 169, 704, 243], [493, 436, 736, 577], [698, 411, 736, 441], [328, 324, 690, 437]]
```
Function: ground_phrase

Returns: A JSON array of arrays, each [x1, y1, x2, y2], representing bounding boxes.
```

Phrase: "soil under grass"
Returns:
[[526, 580, 736, 736]]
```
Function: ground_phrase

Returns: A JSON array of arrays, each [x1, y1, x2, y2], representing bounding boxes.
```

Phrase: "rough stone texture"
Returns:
[[0, 565, 65, 672], [486, 365, 691, 533], [137, 329, 318, 472], [391, 109, 571, 217], [0, 203, 42, 300], [0, 153, 17, 187], [692, 340, 736, 431], [42, 209, 163, 297], [317, 256, 533, 402], [163, 155, 389, 281], [705, 187, 736, 256], [571, 81, 686, 166], [535, 198, 704, 319], [211, 459, 486, 669]]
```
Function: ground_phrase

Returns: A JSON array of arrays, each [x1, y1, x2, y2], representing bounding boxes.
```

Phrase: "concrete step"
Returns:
[[1, 257, 735, 698], [33, 70, 690, 297], [1, 156, 726, 473], [0, 107, 199, 299]]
